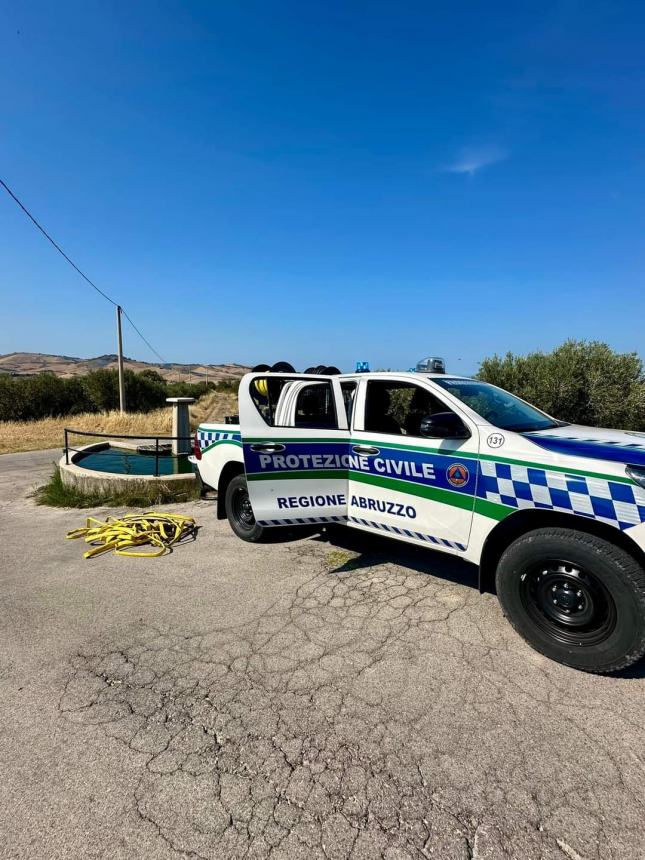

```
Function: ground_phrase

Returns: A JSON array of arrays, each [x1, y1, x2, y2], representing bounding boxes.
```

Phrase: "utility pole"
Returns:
[[116, 305, 126, 413]]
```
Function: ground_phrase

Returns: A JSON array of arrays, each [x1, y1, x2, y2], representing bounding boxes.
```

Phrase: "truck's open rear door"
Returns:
[[238, 373, 350, 526]]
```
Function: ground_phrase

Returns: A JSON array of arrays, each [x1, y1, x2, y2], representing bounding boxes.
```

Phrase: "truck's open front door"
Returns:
[[238, 373, 350, 527]]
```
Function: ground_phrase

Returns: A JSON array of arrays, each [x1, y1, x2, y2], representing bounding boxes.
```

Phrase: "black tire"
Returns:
[[496, 528, 645, 673], [270, 361, 295, 373], [251, 363, 271, 373], [224, 474, 267, 543]]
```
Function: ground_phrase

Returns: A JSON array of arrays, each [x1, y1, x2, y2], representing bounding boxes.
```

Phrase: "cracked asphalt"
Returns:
[[2, 450, 645, 859]]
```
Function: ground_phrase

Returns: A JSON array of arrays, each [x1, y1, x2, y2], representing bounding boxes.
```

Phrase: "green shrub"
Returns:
[[0, 375, 27, 421], [79, 369, 119, 412], [478, 340, 645, 430], [139, 369, 166, 385], [213, 378, 240, 394], [119, 370, 167, 412], [166, 380, 213, 399], [0, 373, 94, 420], [0, 369, 175, 421]]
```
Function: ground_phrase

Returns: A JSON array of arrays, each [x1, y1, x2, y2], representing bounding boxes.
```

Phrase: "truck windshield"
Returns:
[[433, 378, 561, 433]]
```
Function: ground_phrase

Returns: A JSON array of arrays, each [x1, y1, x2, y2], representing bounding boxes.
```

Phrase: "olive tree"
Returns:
[[477, 340, 644, 431]]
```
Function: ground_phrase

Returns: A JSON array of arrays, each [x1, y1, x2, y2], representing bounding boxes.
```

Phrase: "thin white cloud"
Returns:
[[444, 145, 508, 176]]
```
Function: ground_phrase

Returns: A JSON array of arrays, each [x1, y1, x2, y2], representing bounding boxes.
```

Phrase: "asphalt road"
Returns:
[[1, 449, 645, 860]]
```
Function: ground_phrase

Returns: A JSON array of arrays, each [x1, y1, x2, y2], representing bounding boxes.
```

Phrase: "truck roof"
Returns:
[[305, 371, 472, 381]]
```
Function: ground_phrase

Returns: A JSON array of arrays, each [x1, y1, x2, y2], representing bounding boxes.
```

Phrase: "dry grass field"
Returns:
[[0, 391, 238, 455]]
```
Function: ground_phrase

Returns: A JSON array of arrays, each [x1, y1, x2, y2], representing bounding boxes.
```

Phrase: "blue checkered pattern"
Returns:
[[477, 460, 645, 531], [348, 516, 466, 551], [539, 434, 645, 450], [197, 429, 241, 451]]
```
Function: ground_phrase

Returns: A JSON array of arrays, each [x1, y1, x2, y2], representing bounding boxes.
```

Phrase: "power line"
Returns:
[[0, 177, 168, 363], [121, 309, 167, 365], [0, 178, 117, 306]]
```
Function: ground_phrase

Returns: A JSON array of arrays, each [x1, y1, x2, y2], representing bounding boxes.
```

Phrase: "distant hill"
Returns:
[[0, 352, 250, 382]]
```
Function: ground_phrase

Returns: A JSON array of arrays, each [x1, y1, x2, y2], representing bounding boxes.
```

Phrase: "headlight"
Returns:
[[626, 465, 645, 489]]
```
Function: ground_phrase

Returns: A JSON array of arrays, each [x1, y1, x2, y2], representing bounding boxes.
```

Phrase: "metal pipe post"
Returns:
[[116, 305, 126, 414]]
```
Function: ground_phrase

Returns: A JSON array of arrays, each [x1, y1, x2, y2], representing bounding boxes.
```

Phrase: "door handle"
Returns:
[[352, 445, 380, 456], [250, 443, 286, 453]]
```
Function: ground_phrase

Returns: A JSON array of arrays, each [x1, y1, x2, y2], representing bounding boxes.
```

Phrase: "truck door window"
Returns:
[[249, 377, 289, 426], [292, 383, 338, 429], [341, 381, 358, 427], [249, 377, 338, 429], [364, 380, 449, 437]]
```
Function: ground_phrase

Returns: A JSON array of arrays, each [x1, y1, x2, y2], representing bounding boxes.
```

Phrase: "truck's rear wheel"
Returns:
[[495, 528, 645, 673], [225, 474, 267, 542]]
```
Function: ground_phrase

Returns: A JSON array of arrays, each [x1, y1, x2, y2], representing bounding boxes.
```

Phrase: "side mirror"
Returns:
[[419, 412, 470, 439]]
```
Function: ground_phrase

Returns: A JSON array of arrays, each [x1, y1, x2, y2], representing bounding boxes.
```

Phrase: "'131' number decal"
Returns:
[[487, 433, 505, 448]]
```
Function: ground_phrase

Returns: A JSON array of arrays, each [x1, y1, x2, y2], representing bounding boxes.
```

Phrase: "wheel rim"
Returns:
[[232, 486, 256, 530], [519, 559, 617, 647]]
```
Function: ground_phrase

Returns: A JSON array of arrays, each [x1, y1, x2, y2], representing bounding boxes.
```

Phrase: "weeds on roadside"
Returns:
[[326, 548, 363, 571], [33, 467, 200, 509]]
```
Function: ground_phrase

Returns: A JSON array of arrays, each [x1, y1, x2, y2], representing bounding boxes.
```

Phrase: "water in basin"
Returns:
[[75, 447, 194, 476]]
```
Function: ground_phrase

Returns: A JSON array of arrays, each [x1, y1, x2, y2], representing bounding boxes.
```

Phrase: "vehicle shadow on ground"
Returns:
[[274, 524, 645, 679], [275, 523, 480, 591]]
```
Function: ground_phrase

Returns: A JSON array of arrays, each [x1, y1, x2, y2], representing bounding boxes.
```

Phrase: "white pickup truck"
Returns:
[[192, 369, 645, 673]]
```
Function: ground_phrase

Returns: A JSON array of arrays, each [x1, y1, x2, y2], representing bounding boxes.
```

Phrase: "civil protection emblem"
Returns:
[[447, 463, 469, 487]]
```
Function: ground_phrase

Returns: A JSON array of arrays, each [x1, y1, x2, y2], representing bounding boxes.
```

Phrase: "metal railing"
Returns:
[[64, 428, 194, 477]]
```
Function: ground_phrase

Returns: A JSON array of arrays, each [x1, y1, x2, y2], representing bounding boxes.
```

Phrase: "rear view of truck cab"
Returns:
[[192, 364, 645, 675]]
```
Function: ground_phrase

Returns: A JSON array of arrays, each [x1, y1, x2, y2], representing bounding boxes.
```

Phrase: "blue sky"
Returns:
[[1, 1, 644, 375]]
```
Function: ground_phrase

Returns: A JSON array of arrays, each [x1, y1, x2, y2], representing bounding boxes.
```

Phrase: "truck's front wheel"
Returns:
[[496, 528, 645, 673], [225, 474, 267, 542]]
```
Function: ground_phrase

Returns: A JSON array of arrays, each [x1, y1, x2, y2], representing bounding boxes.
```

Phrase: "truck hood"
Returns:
[[524, 425, 645, 468]]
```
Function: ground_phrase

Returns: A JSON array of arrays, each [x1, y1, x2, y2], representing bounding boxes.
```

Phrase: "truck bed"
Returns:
[[193, 421, 243, 493]]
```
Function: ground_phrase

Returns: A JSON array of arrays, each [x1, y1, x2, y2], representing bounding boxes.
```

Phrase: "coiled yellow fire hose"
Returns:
[[66, 512, 197, 558]]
